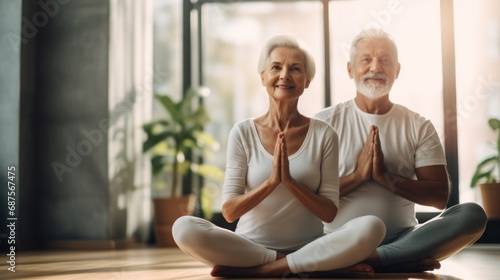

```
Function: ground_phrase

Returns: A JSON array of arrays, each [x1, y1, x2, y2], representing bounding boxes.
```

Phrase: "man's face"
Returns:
[[348, 37, 401, 100]]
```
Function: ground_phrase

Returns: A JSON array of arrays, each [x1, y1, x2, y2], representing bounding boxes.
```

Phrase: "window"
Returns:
[[151, 0, 183, 197], [153, 0, 182, 102], [154, 0, 500, 214], [454, 0, 500, 204]]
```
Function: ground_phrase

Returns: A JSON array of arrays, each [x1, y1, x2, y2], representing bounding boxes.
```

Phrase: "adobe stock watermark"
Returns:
[[439, 74, 500, 142], [338, 0, 405, 60], [50, 97, 138, 183], [51, 121, 110, 182], [8, 0, 71, 53], [453, 74, 499, 127], [51, 69, 168, 182]]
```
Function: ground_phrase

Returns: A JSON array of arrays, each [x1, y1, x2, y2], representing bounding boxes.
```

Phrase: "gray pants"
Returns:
[[377, 202, 487, 265]]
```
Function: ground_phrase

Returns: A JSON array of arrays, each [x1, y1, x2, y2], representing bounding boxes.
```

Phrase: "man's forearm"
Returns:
[[374, 170, 449, 209], [339, 170, 368, 197]]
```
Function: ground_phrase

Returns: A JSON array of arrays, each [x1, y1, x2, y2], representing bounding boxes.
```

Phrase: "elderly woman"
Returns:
[[172, 34, 385, 278]]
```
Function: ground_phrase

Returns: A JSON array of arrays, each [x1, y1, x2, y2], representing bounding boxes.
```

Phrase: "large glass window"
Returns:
[[153, 0, 500, 214], [454, 0, 500, 203], [151, 0, 183, 197], [153, 0, 182, 102]]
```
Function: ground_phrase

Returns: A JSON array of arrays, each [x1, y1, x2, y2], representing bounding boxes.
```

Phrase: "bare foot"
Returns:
[[374, 258, 441, 273]]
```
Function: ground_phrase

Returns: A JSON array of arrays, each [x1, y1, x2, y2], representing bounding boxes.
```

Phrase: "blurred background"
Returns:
[[1, 0, 499, 250]]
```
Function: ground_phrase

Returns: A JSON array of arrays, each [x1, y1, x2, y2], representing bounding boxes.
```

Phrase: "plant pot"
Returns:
[[479, 183, 500, 220], [153, 194, 195, 247]]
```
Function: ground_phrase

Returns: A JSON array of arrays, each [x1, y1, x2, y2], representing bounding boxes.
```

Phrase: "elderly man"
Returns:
[[315, 28, 487, 273]]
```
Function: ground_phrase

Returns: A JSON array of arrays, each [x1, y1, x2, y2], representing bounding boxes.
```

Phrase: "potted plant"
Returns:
[[142, 87, 222, 246], [470, 118, 500, 220]]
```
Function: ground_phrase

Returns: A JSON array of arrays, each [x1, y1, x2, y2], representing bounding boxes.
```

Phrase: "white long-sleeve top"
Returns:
[[222, 118, 339, 252]]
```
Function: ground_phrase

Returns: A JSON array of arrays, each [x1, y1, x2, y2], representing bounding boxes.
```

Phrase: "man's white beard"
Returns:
[[355, 73, 391, 100]]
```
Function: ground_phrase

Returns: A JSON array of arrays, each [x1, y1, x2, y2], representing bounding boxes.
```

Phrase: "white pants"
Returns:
[[172, 215, 385, 274]]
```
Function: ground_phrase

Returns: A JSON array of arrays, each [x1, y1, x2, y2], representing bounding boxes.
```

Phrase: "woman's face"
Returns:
[[260, 47, 311, 101]]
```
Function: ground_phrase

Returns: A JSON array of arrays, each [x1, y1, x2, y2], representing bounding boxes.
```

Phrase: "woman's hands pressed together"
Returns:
[[269, 131, 294, 187], [269, 131, 337, 223]]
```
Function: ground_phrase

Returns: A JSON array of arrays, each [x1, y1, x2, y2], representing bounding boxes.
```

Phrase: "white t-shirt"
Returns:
[[223, 118, 339, 251], [315, 99, 446, 240]]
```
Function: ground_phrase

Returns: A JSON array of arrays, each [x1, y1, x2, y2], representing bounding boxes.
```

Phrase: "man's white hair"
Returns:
[[349, 28, 399, 63]]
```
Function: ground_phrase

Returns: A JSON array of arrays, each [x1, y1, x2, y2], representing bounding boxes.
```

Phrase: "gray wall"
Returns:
[[0, 0, 22, 252], [0, 0, 152, 249], [19, 0, 38, 250], [35, 0, 112, 241]]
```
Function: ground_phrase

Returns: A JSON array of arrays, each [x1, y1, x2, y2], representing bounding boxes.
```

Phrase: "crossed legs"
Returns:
[[172, 215, 385, 278]]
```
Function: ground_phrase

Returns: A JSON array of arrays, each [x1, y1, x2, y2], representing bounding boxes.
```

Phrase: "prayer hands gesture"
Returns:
[[269, 132, 293, 187], [349, 125, 449, 207], [356, 126, 388, 186]]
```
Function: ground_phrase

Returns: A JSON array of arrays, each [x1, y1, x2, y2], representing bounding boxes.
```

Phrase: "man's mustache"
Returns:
[[362, 72, 388, 82]]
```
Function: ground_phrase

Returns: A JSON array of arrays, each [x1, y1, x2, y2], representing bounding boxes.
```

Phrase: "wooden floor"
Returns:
[[7, 244, 500, 280]]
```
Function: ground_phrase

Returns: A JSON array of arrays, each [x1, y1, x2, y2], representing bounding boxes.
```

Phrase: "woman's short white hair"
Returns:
[[349, 28, 398, 63], [257, 34, 316, 81]]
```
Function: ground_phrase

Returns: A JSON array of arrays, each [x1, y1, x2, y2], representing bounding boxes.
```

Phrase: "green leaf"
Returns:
[[477, 156, 498, 168], [142, 131, 175, 152], [142, 120, 169, 132], [193, 164, 225, 180], [471, 170, 493, 187], [192, 106, 211, 125], [142, 121, 169, 145], [491, 119, 500, 158], [470, 156, 497, 187], [151, 155, 166, 176], [194, 131, 220, 151], [155, 94, 184, 125], [488, 118, 500, 130]]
